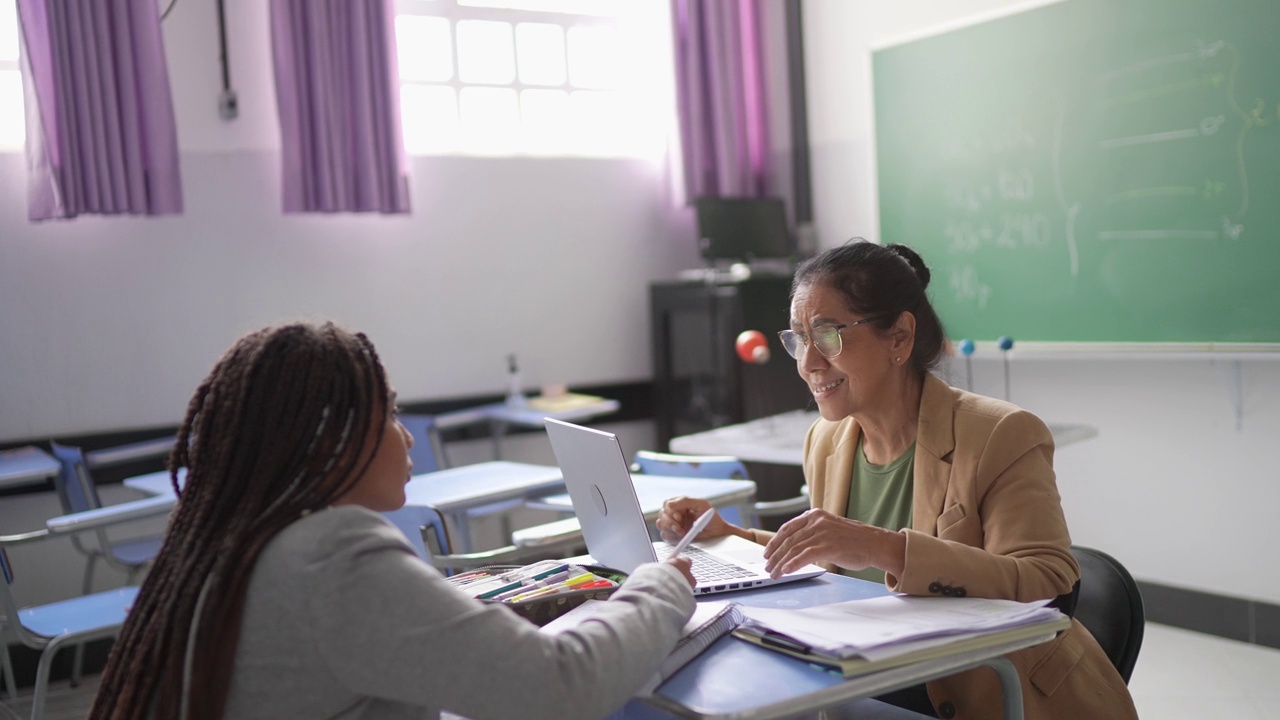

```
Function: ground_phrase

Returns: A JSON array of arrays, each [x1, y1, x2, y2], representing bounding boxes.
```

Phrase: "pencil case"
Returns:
[[449, 564, 629, 626]]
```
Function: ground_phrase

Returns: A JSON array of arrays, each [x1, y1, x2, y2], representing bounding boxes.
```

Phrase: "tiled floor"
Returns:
[[1129, 623, 1280, 719], [8, 623, 1280, 719]]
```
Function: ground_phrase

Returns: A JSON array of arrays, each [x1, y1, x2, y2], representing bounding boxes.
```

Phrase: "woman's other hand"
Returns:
[[762, 509, 906, 579], [656, 497, 751, 544]]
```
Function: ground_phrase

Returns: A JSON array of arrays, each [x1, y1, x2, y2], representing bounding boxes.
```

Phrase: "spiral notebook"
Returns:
[[541, 599, 743, 694]]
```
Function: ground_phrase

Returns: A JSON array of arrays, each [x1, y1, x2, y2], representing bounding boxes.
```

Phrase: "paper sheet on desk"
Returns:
[[736, 595, 1060, 661]]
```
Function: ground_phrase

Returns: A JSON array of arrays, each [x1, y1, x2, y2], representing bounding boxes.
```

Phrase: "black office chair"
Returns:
[[1069, 545, 1145, 684]]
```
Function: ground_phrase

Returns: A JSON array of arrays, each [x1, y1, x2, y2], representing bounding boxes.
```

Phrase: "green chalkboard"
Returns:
[[873, 0, 1280, 345]]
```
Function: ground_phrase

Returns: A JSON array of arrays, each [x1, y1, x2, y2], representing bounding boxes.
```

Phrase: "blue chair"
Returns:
[[383, 504, 568, 576], [0, 505, 152, 720], [47, 442, 164, 594], [631, 450, 810, 528]]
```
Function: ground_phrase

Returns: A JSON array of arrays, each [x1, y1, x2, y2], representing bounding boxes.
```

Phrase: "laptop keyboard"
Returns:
[[656, 544, 755, 582]]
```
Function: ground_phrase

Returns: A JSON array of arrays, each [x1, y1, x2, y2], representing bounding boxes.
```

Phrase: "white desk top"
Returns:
[[532, 476, 755, 515], [0, 446, 61, 490], [434, 399, 621, 431], [671, 410, 1099, 466], [125, 461, 566, 515], [402, 461, 564, 512]]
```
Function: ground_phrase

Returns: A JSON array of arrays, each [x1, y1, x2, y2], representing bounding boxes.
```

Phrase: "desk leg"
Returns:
[[490, 419, 508, 459], [448, 511, 475, 553], [985, 656, 1024, 720]]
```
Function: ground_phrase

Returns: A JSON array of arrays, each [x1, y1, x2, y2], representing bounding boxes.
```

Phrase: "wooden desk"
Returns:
[[671, 410, 1099, 466]]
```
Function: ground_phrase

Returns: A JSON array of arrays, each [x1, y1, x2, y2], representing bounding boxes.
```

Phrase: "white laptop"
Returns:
[[544, 418, 825, 596]]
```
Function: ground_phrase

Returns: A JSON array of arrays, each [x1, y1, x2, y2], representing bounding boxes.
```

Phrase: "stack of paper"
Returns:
[[734, 595, 1069, 677]]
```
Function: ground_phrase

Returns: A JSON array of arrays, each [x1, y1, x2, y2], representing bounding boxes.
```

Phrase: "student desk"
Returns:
[[670, 410, 1099, 466], [123, 462, 755, 555], [509, 476, 758, 551], [435, 398, 621, 459], [0, 445, 60, 490], [124, 461, 566, 553], [613, 574, 1057, 720]]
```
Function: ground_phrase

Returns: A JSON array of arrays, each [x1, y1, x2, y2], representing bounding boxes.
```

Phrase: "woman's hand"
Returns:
[[663, 555, 696, 588], [763, 509, 906, 579], [656, 496, 750, 544]]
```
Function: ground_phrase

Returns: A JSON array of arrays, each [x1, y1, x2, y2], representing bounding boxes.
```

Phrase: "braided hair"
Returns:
[[791, 239, 949, 374], [89, 322, 391, 720]]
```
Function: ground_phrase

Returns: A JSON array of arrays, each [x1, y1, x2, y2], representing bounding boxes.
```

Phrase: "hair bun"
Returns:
[[886, 244, 930, 289]]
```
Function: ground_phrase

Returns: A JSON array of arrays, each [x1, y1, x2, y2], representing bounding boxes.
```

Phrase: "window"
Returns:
[[0, 0, 24, 150], [394, 0, 673, 158]]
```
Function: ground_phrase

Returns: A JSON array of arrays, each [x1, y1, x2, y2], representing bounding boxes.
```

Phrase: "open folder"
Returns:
[[733, 595, 1070, 677]]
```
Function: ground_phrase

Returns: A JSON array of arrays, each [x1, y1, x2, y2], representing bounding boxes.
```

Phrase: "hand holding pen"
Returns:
[[660, 507, 713, 589]]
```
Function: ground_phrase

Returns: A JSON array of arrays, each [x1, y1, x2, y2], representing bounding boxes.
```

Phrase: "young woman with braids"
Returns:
[[657, 242, 1137, 719], [90, 322, 696, 720]]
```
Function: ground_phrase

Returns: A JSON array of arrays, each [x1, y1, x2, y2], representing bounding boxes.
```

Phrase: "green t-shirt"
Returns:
[[842, 439, 915, 584]]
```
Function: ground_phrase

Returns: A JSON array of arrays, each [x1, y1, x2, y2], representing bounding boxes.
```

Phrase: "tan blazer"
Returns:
[[769, 374, 1137, 720]]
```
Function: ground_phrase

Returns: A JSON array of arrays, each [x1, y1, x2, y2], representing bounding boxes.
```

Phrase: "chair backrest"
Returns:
[[48, 441, 102, 514], [1070, 545, 1145, 684], [398, 413, 447, 474], [632, 450, 748, 479], [382, 506, 454, 574], [632, 450, 752, 526]]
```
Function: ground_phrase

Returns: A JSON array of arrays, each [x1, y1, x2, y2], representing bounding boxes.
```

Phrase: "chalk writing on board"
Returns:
[[1076, 40, 1255, 250]]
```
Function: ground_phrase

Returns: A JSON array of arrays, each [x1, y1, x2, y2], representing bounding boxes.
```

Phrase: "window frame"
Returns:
[[394, 0, 667, 159]]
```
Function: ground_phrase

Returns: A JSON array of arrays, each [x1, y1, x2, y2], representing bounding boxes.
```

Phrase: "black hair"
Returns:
[[791, 239, 948, 373], [89, 322, 390, 720]]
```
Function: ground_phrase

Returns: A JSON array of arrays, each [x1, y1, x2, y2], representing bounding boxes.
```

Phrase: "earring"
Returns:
[[895, 357, 901, 364]]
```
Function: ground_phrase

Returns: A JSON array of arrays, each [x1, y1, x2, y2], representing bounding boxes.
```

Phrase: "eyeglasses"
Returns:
[[777, 317, 882, 359]]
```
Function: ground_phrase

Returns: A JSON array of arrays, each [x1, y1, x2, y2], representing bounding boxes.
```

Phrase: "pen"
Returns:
[[477, 581, 523, 600], [531, 564, 570, 581], [669, 508, 715, 558]]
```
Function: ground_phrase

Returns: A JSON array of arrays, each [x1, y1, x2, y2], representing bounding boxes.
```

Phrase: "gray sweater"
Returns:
[[223, 506, 694, 720]]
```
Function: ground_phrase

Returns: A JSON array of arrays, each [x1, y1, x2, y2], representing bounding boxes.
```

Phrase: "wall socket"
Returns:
[[218, 90, 239, 120]]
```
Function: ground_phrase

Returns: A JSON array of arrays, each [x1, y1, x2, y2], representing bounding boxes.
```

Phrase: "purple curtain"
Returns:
[[16, 0, 183, 222], [270, 0, 410, 214], [671, 0, 772, 201]]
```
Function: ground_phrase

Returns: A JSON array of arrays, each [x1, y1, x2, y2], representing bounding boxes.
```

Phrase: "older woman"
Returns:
[[658, 241, 1136, 720]]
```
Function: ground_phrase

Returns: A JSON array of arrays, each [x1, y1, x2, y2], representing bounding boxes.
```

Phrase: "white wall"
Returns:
[[0, 0, 701, 442], [802, 0, 1280, 604]]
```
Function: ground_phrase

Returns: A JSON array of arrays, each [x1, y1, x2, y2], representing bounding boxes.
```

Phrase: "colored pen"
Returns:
[[531, 563, 570, 580], [477, 581, 523, 600], [509, 585, 559, 602]]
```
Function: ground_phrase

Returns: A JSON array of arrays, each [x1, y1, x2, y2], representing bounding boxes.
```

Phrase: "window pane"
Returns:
[[459, 86, 519, 154], [566, 25, 618, 89], [458, 0, 619, 17], [456, 20, 515, 84], [520, 89, 569, 155], [568, 90, 621, 155], [0, 70, 23, 149], [401, 83, 459, 154], [515, 23, 565, 86], [395, 16, 453, 82], [0, 0, 18, 63]]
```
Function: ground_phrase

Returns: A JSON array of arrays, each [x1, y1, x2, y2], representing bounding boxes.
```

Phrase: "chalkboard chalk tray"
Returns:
[[873, 0, 1280, 346]]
